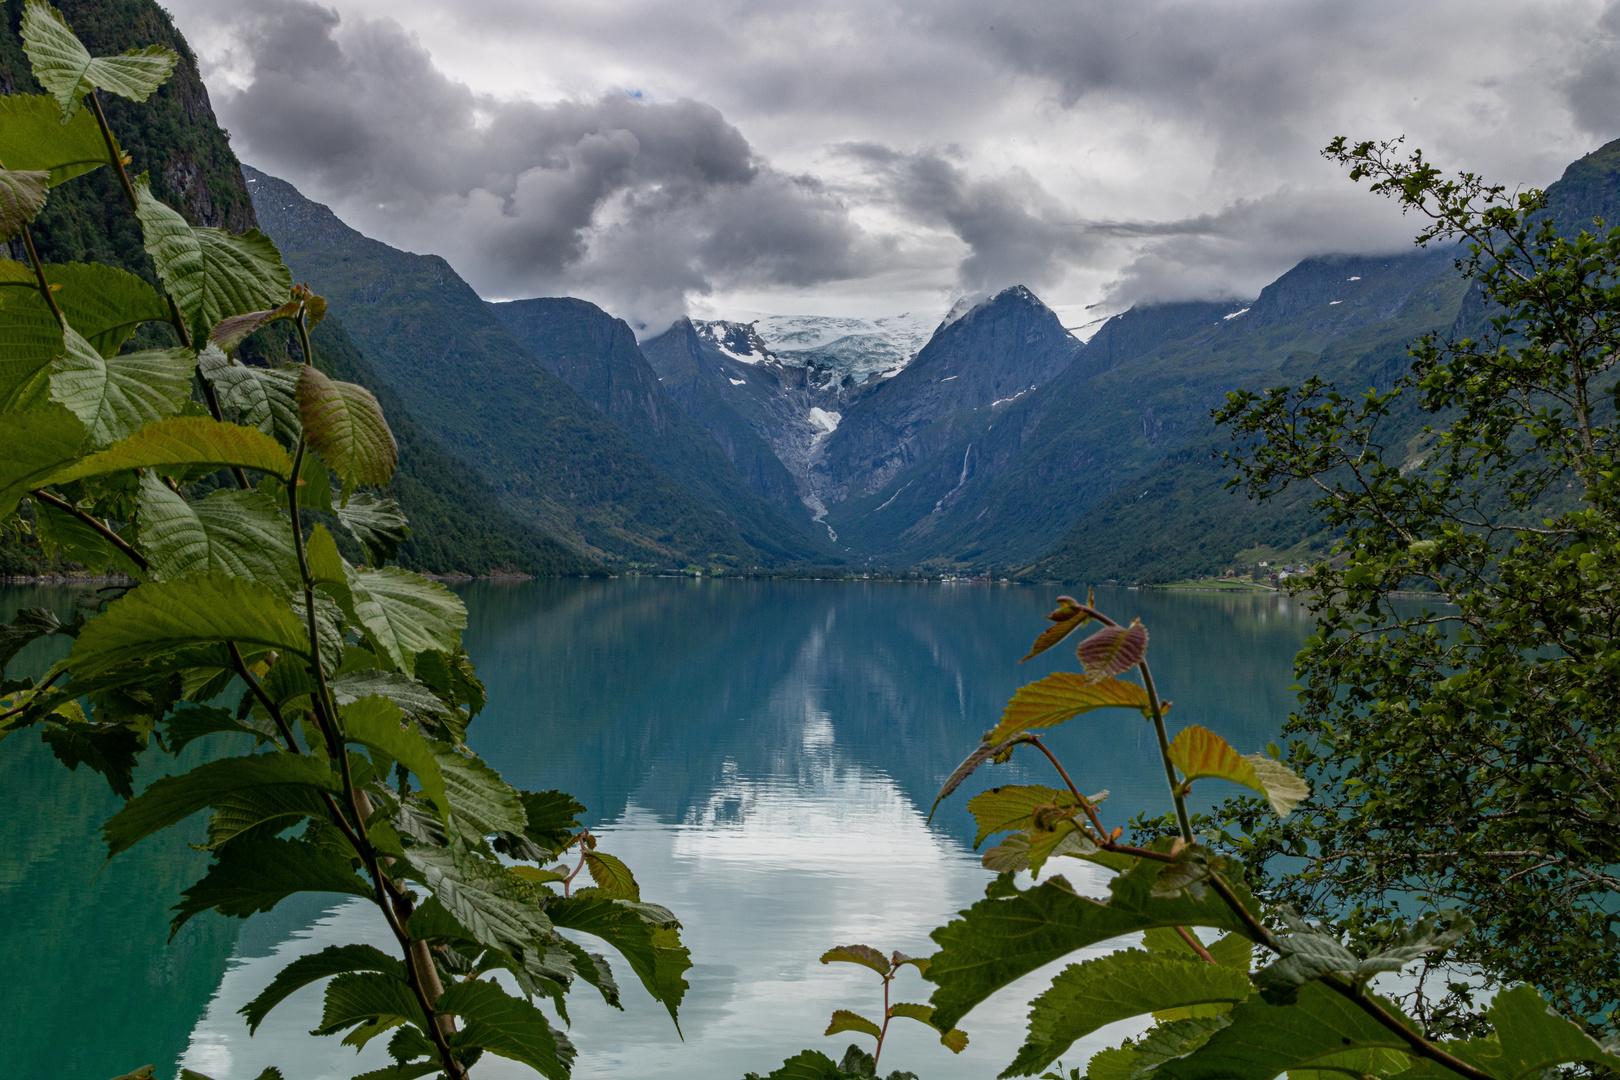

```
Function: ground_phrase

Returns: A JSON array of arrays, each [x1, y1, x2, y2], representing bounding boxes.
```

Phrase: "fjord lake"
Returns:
[[1, 580, 1314, 1080]]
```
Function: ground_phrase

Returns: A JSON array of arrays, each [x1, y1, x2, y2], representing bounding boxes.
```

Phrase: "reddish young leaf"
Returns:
[[982, 672, 1154, 745], [1022, 595, 1091, 662], [820, 944, 891, 976], [1077, 620, 1149, 682]]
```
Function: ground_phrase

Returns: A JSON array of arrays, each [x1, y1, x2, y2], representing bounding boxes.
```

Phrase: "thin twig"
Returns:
[[29, 489, 148, 572]]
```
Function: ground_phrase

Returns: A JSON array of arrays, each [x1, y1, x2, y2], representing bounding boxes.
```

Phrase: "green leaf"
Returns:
[[46, 262, 172, 358], [519, 790, 585, 853], [1142, 927, 1252, 973], [240, 944, 405, 1034], [747, 1050, 845, 1080], [1022, 595, 1093, 663], [440, 977, 576, 1080], [825, 1009, 883, 1041], [1403, 984, 1620, 1080], [21, 0, 177, 119], [170, 834, 372, 934], [0, 167, 49, 240], [887, 1002, 969, 1052], [404, 841, 555, 966], [1086, 1015, 1232, 1080], [344, 567, 466, 676], [198, 346, 301, 442], [0, 280, 65, 410], [165, 704, 277, 754], [201, 783, 331, 850], [44, 415, 294, 486], [137, 474, 300, 591], [1004, 950, 1253, 1076], [49, 326, 192, 446], [926, 857, 1260, 1031], [583, 850, 640, 900], [341, 694, 448, 814], [63, 576, 310, 682], [548, 894, 691, 1023], [42, 720, 142, 797], [1154, 982, 1417, 1080], [338, 492, 411, 565], [821, 943, 891, 975], [32, 497, 139, 575], [209, 299, 300, 353], [0, 93, 113, 184], [983, 673, 1154, 745], [439, 749, 527, 838], [1168, 726, 1310, 817], [101, 751, 337, 857], [313, 971, 426, 1049], [1075, 621, 1148, 681], [297, 365, 397, 492], [133, 173, 291, 345], [330, 670, 452, 720], [966, 785, 1101, 848], [0, 401, 86, 516], [0, 606, 72, 673]]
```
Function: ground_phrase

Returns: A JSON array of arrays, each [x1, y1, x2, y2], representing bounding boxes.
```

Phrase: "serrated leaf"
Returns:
[[170, 834, 371, 934], [341, 695, 448, 816], [1401, 984, 1620, 1080], [520, 790, 586, 853], [240, 944, 405, 1034], [583, 850, 640, 900], [344, 567, 465, 676], [927, 854, 1260, 1032], [210, 300, 300, 353], [0, 279, 66, 410], [438, 749, 527, 838], [313, 971, 425, 1049], [0, 167, 48, 240], [1076, 621, 1148, 682], [31, 496, 139, 575], [1353, 913, 1472, 978], [1143, 927, 1252, 973], [1168, 725, 1264, 793], [101, 751, 337, 857], [888, 1002, 967, 1052], [1005, 950, 1252, 1076], [1022, 595, 1092, 663], [1, 405, 86, 517], [329, 670, 451, 720], [1087, 1015, 1233, 1080], [749, 1050, 845, 1080], [821, 943, 891, 975], [825, 1009, 883, 1041], [338, 492, 411, 565], [966, 785, 1101, 848], [21, 0, 177, 119], [133, 173, 290, 344], [0, 93, 112, 184], [42, 719, 141, 797], [984, 673, 1154, 745], [929, 737, 1017, 820], [62, 576, 310, 682], [165, 704, 277, 754], [0, 606, 70, 672], [1155, 981, 1419, 1080], [201, 783, 331, 849], [404, 841, 555, 966], [46, 262, 171, 358], [549, 893, 690, 1023], [198, 346, 301, 442], [1244, 755, 1311, 817], [45, 415, 293, 486], [440, 978, 575, 1080], [137, 474, 300, 592], [298, 365, 397, 492], [49, 325, 192, 446]]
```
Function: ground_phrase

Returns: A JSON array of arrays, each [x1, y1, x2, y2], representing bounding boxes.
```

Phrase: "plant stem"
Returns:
[[284, 435, 464, 1078], [86, 92, 139, 212], [1139, 660, 1193, 842], [226, 641, 298, 749], [29, 488, 147, 572], [874, 971, 893, 1066], [1173, 925, 1216, 963], [19, 224, 65, 327]]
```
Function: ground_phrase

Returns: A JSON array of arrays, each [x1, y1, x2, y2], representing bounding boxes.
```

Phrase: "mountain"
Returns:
[[0, 0, 586, 578], [244, 167, 817, 570], [488, 298, 828, 563]]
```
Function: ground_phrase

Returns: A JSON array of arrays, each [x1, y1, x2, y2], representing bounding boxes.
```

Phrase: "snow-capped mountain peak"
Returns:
[[693, 320, 777, 365]]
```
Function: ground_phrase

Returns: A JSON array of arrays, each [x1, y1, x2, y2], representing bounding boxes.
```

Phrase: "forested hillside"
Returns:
[[0, 0, 590, 577]]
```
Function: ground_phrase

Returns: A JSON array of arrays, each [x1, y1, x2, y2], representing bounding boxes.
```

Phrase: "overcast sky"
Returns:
[[165, 0, 1620, 334]]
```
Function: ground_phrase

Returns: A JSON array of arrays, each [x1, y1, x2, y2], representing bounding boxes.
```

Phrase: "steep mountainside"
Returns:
[[489, 298, 828, 562], [827, 252, 1465, 568], [245, 167, 808, 569], [0, 0, 584, 577], [1028, 137, 1620, 583], [817, 286, 1082, 508]]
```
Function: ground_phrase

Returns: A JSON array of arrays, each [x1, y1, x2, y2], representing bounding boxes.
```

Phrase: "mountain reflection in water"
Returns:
[[0, 579, 1314, 1079]]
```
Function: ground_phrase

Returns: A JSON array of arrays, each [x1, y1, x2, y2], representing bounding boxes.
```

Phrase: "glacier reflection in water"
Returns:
[[2, 579, 1315, 1079]]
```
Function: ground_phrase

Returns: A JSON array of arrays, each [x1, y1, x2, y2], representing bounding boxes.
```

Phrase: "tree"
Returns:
[[1212, 137, 1620, 1033], [0, 4, 685, 1077]]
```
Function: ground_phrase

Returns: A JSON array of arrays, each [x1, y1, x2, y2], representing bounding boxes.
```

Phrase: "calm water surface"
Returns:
[[0, 580, 1316, 1079]]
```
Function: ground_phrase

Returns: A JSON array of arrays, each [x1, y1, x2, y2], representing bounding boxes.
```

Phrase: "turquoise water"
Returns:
[[0, 579, 1315, 1080]]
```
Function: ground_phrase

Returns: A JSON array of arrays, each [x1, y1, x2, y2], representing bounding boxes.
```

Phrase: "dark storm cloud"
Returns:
[[208, 0, 876, 328], [1564, 2, 1620, 139]]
